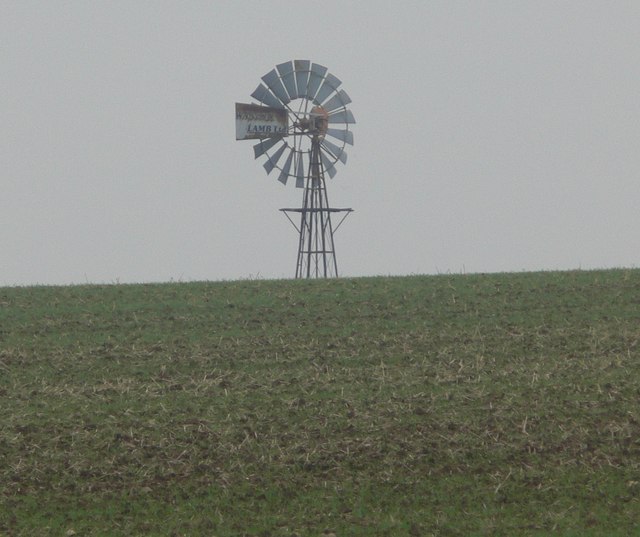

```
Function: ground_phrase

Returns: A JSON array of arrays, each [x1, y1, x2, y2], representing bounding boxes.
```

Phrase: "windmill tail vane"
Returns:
[[235, 60, 355, 279]]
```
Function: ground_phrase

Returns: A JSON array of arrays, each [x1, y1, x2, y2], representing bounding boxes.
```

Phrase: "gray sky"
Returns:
[[2, 1, 639, 286]]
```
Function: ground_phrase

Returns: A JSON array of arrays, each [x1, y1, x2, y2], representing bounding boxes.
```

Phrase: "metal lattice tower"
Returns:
[[281, 138, 352, 278]]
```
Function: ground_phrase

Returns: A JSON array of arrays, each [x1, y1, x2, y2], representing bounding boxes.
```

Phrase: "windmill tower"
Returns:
[[235, 60, 355, 278]]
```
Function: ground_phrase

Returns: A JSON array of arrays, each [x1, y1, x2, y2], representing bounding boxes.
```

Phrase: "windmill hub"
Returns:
[[310, 106, 329, 135], [294, 107, 328, 138], [235, 60, 356, 278]]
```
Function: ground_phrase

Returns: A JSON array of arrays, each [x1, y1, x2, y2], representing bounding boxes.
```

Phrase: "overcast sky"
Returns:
[[2, 1, 639, 286]]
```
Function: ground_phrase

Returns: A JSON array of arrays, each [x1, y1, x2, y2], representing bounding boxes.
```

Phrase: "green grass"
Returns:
[[1, 269, 640, 535]]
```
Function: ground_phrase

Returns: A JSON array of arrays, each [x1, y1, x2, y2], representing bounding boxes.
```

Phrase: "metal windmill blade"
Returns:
[[250, 84, 284, 109], [294, 152, 306, 188], [314, 73, 342, 106], [294, 60, 311, 99], [306, 63, 327, 100], [326, 128, 354, 146], [328, 109, 356, 124], [261, 69, 290, 105], [322, 90, 352, 113], [321, 138, 347, 164], [277, 61, 298, 100], [320, 150, 337, 179], [277, 149, 295, 185], [253, 136, 282, 159], [263, 142, 288, 175]]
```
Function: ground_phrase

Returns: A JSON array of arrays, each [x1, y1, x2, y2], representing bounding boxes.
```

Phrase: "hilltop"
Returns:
[[1, 270, 639, 535]]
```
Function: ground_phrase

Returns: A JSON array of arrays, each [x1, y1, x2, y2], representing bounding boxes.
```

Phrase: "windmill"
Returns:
[[235, 60, 355, 278]]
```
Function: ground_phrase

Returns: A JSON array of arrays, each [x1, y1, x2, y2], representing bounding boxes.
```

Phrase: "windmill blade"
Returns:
[[321, 139, 347, 164], [253, 136, 282, 159], [314, 73, 342, 105], [295, 152, 305, 188], [294, 60, 311, 100], [328, 109, 356, 124], [322, 90, 352, 113], [320, 150, 337, 179], [306, 63, 327, 100], [263, 142, 288, 175], [326, 128, 354, 145], [251, 84, 284, 109], [262, 68, 290, 105], [278, 149, 294, 185], [277, 61, 298, 100]]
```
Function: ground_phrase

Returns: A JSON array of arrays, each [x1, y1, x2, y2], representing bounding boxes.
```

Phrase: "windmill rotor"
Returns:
[[235, 60, 355, 278], [237, 61, 355, 187]]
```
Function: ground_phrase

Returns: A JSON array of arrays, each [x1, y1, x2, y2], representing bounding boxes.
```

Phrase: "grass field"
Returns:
[[1, 269, 640, 536]]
